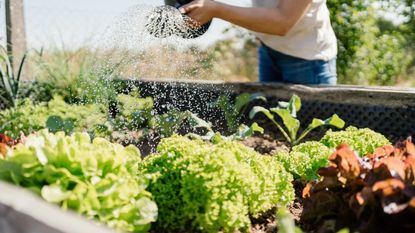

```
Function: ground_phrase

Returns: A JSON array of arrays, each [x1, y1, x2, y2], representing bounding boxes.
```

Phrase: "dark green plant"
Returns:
[[0, 47, 26, 109], [214, 92, 266, 133], [141, 135, 294, 233], [46, 115, 75, 135], [320, 126, 391, 156], [250, 95, 345, 145]]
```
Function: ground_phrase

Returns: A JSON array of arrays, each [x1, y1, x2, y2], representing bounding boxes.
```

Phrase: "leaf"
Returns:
[[249, 106, 274, 120], [279, 95, 301, 117], [231, 123, 264, 140], [271, 108, 300, 141], [249, 92, 267, 103], [46, 115, 75, 134], [325, 114, 345, 129], [307, 115, 345, 135], [277, 208, 303, 233], [41, 184, 71, 204], [46, 115, 64, 133], [62, 119, 75, 134], [15, 53, 27, 95], [235, 93, 251, 112], [250, 122, 264, 134], [185, 111, 212, 131]]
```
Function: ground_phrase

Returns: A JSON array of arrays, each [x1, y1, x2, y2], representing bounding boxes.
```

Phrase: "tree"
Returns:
[[328, 0, 412, 85]]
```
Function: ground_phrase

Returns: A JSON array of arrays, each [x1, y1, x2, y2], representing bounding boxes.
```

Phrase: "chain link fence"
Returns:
[[23, 0, 155, 50]]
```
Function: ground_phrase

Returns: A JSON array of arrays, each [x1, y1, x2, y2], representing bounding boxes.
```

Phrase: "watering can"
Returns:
[[146, 0, 212, 39]]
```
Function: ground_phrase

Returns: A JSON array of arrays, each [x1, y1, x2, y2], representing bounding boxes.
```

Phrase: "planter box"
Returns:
[[0, 181, 112, 233], [116, 79, 415, 140]]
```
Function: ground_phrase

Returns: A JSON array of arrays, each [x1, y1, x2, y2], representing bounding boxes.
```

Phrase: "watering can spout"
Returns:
[[146, 0, 212, 39]]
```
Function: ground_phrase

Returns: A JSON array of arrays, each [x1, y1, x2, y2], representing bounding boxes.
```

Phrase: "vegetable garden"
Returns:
[[1, 51, 415, 233]]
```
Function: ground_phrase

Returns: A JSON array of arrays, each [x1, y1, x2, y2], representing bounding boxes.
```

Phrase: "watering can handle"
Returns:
[[164, 0, 197, 8], [164, 0, 177, 7]]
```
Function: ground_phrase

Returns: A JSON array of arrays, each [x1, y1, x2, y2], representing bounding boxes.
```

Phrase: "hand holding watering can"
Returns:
[[146, 0, 212, 39]]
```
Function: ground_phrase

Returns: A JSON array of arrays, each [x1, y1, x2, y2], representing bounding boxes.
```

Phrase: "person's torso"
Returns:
[[251, 0, 337, 61]]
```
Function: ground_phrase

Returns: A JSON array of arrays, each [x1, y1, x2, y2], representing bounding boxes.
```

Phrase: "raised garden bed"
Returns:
[[1, 80, 415, 233]]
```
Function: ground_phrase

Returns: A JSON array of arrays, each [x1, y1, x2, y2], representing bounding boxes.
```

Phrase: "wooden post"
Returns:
[[5, 0, 27, 78]]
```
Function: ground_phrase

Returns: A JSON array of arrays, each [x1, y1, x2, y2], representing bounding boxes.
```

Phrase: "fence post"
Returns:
[[5, 0, 27, 79]]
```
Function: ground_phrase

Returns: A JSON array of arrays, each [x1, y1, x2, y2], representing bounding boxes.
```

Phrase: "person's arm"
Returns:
[[179, 0, 312, 36]]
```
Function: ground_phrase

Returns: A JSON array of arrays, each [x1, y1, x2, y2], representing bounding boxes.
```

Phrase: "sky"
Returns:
[[0, 0, 251, 50]]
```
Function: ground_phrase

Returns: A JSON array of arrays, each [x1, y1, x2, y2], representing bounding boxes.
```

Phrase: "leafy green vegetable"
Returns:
[[214, 92, 266, 133], [154, 110, 212, 138], [274, 141, 331, 180], [250, 95, 345, 145], [0, 96, 108, 138], [113, 92, 154, 131], [229, 122, 264, 140], [141, 135, 294, 233], [0, 130, 157, 232], [46, 115, 75, 134], [320, 126, 391, 156]]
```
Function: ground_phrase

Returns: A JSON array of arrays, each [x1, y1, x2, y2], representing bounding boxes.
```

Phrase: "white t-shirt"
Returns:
[[251, 0, 337, 61]]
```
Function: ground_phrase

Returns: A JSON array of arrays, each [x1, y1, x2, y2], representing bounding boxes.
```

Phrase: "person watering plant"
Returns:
[[155, 0, 337, 85]]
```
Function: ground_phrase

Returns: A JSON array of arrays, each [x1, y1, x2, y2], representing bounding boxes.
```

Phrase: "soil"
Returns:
[[240, 134, 290, 155]]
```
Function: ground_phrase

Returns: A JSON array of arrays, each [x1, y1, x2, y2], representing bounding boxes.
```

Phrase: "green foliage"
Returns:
[[28, 48, 121, 104], [0, 96, 108, 138], [0, 130, 157, 232], [250, 95, 345, 145], [154, 110, 212, 138], [320, 126, 391, 156], [0, 46, 27, 108], [141, 135, 294, 233], [327, 0, 412, 85], [113, 91, 154, 131], [230, 122, 264, 140], [276, 208, 349, 233], [275, 141, 331, 180], [46, 115, 75, 135], [214, 92, 266, 133], [277, 208, 303, 233]]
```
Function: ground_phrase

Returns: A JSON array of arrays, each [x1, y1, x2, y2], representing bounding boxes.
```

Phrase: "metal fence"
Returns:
[[23, 0, 147, 50]]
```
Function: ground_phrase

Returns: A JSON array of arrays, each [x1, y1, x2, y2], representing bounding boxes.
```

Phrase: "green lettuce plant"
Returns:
[[250, 95, 345, 145], [141, 135, 294, 233], [0, 96, 108, 138], [320, 126, 391, 156], [0, 130, 157, 232], [275, 141, 332, 180], [213, 92, 266, 133], [113, 91, 154, 131]]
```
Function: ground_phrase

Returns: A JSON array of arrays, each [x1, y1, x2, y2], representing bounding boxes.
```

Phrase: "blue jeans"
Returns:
[[258, 44, 337, 84]]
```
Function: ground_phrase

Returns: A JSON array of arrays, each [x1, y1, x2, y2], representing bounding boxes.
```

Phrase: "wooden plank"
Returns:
[[0, 181, 114, 233], [5, 0, 27, 79]]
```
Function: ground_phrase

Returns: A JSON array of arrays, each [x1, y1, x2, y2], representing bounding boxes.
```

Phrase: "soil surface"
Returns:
[[240, 134, 290, 155]]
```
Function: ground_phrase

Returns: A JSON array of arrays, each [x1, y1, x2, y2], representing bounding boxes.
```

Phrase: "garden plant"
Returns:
[[0, 41, 413, 233]]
